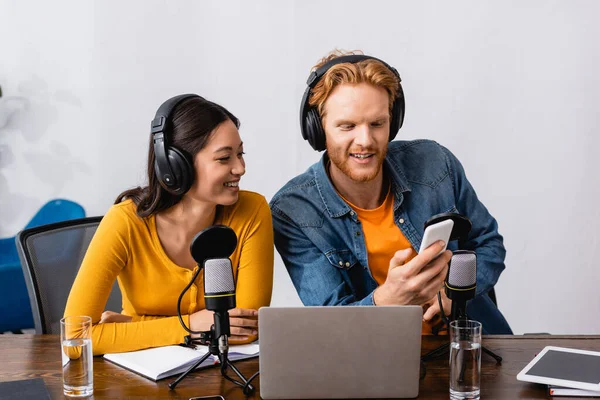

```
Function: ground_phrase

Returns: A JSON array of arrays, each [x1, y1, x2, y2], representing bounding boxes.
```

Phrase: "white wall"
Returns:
[[2, 0, 599, 334]]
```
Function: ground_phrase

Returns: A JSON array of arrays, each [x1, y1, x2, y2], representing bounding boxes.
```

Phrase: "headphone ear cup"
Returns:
[[388, 100, 400, 142], [389, 88, 405, 142], [306, 108, 327, 152], [166, 147, 194, 195]]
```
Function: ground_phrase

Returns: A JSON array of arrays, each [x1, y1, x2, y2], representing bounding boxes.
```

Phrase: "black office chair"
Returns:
[[16, 217, 122, 334]]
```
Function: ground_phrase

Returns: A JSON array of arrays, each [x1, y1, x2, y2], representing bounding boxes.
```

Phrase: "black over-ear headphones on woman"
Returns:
[[150, 94, 201, 195], [299, 55, 405, 152]]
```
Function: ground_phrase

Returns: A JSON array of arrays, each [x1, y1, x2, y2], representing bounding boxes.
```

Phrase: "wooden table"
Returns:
[[1, 334, 599, 399]]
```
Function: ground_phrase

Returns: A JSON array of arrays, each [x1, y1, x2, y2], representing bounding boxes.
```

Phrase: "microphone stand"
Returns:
[[168, 312, 255, 393], [422, 326, 503, 363], [421, 294, 502, 364]]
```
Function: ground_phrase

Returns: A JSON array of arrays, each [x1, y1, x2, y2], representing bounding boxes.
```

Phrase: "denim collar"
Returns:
[[313, 152, 412, 218]]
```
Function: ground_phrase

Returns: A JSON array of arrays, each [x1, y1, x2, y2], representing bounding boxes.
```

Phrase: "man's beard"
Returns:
[[326, 145, 387, 183]]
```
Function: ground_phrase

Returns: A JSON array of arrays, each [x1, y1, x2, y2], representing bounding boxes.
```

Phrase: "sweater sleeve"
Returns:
[[64, 205, 189, 355], [235, 197, 274, 311]]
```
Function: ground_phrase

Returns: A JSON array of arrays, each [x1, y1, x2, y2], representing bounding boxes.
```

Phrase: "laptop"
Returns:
[[258, 306, 423, 399]]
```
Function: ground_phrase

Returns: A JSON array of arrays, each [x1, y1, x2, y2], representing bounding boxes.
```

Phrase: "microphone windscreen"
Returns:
[[448, 251, 476, 288], [190, 225, 237, 264], [204, 258, 235, 294]]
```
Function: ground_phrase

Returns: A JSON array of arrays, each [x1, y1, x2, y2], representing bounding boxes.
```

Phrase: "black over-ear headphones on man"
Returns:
[[150, 93, 201, 195], [299, 55, 405, 152]]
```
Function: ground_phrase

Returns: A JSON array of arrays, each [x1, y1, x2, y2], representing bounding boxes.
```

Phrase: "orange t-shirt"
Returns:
[[342, 187, 435, 334]]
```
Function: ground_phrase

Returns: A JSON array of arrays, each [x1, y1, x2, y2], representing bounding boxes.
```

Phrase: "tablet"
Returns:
[[517, 346, 600, 391]]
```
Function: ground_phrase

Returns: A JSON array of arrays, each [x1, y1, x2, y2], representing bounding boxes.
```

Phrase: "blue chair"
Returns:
[[0, 199, 85, 333]]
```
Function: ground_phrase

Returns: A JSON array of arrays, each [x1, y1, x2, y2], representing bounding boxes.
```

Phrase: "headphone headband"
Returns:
[[151, 93, 200, 138], [300, 55, 405, 152], [306, 54, 401, 87]]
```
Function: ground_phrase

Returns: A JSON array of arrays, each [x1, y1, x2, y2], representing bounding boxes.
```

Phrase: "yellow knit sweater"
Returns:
[[64, 191, 274, 355]]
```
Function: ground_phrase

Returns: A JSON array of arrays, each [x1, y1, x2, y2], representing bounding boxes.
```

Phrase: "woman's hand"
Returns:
[[189, 309, 216, 333], [99, 311, 133, 324], [189, 308, 258, 344], [228, 308, 258, 344]]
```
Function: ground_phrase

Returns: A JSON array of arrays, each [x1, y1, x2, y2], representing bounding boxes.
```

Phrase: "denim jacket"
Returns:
[[270, 140, 512, 334]]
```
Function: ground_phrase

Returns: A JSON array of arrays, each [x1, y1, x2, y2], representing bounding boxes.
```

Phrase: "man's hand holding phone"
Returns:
[[373, 240, 452, 306], [373, 219, 454, 306]]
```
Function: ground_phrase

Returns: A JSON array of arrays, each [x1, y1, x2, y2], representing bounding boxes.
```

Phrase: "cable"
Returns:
[[243, 371, 260, 395], [437, 290, 450, 327], [177, 265, 204, 335], [220, 362, 242, 387], [220, 356, 257, 395]]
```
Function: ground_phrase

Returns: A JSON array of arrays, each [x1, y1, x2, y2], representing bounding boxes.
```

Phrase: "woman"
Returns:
[[64, 94, 273, 355]]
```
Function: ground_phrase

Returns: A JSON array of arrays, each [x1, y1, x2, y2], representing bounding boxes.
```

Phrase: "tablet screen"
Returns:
[[527, 350, 600, 384]]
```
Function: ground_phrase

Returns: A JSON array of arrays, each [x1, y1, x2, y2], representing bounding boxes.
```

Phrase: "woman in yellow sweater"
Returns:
[[64, 94, 274, 355]]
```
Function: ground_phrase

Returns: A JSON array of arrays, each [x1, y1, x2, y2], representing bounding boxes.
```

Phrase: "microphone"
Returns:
[[189, 225, 238, 357], [204, 257, 236, 357], [445, 250, 477, 321], [171, 225, 256, 392]]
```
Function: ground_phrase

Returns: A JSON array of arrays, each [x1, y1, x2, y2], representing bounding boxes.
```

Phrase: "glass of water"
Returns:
[[449, 319, 482, 400], [61, 316, 93, 397]]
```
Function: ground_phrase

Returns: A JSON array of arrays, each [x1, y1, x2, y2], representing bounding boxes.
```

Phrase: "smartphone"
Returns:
[[189, 396, 225, 400], [418, 218, 454, 257]]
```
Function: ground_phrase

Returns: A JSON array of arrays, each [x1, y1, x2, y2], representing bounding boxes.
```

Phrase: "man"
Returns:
[[270, 50, 511, 334]]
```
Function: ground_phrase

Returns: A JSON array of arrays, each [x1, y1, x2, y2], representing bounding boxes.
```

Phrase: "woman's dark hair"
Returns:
[[115, 96, 240, 217]]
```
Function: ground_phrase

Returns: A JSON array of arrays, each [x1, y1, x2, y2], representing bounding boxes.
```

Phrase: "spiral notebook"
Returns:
[[104, 342, 259, 381]]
